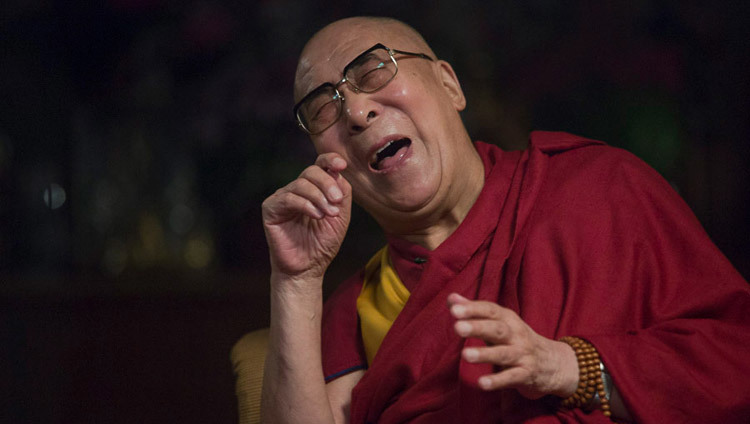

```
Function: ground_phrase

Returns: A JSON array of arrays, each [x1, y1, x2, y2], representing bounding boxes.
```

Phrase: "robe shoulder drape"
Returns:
[[321, 131, 750, 423]]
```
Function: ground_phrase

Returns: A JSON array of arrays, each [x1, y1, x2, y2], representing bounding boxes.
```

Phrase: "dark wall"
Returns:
[[1, 1, 748, 423]]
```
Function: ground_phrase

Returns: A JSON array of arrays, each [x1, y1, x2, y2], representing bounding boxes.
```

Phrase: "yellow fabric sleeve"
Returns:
[[357, 246, 411, 365]]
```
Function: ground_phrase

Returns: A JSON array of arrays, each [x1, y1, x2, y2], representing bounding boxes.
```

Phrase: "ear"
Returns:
[[435, 60, 466, 112]]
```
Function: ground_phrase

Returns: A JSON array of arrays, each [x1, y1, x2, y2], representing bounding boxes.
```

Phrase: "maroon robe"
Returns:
[[321, 131, 750, 423]]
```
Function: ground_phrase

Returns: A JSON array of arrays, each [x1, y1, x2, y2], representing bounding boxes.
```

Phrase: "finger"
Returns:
[[315, 153, 348, 175], [462, 345, 519, 366], [334, 170, 352, 200], [286, 177, 341, 216], [263, 189, 325, 221], [446, 292, 471, 307], [477, 367, 529, 392], [314, 154, 353, 201], [299, 165, 346, 205], [450, 299, 514, 321], [454, 318, 511, 345]]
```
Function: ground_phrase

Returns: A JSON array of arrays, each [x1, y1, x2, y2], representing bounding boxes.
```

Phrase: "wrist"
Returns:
[[557, 336, 612, 418], [552, 340, 581, 398], [269, 272, 325, 317], [269, 275, 324, 330], [271, 270, 324, 292]]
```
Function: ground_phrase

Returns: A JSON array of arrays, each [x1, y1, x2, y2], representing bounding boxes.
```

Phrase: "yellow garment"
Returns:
[[357, 246, 411, 365]]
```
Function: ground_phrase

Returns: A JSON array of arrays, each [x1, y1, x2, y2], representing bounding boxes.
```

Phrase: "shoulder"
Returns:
[[529, 130, 605, 154], [529, 131, 667, 192], [526, 131, 694, 235]]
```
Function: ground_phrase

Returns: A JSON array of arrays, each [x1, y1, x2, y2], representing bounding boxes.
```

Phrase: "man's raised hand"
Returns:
[[262, 153, 352, 283]]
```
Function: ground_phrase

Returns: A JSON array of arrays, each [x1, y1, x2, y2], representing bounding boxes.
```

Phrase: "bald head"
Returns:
[[302, 17, 434, 58], [294, 17, 436, 102]]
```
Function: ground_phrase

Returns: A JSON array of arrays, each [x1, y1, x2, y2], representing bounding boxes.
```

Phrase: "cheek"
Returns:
[[385, 85, 435, 126], [389, 73, 446, 114], [389, 73, 428, 101], [311, 134, 344, 156]]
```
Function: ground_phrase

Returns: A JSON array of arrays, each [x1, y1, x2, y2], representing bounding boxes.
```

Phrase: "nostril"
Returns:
[[367, 111, 376, 120]]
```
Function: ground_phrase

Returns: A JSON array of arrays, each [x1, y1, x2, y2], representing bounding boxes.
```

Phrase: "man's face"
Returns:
[[294, 20, 468, 227]]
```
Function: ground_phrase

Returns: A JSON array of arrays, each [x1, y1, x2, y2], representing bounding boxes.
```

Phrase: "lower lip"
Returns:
[[370, 143, 412, 173]]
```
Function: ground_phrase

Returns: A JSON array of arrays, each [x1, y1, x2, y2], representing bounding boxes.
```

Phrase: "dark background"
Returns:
[[1, 1, 748, 423]]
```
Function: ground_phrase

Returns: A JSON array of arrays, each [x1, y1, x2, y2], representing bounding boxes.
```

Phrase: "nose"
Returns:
[[341, 89, 381, 133]]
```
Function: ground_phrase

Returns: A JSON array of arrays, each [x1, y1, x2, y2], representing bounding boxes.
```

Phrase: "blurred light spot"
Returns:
[[102, 239, 128, 276], [133, 213, 167, 266], [169, 203, 195, 235], [184, 236, 213, 269], [43, 183, 67, 209]]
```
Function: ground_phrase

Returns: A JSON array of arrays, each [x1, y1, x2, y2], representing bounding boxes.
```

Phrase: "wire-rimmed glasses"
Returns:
[[293, 43, 434, 135]]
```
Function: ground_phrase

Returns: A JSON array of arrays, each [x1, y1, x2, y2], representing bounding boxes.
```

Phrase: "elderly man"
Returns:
[[260, 16, 750, 423]]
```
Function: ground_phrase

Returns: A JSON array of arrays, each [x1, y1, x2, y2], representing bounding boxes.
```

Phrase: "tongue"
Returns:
[[377, 144, 409, 170]]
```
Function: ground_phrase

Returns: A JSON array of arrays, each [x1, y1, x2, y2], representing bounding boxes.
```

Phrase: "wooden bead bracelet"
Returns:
[[558, 336, 612, 417]]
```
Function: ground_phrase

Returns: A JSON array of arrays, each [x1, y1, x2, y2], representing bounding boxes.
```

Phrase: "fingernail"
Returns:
[[455, 321, 471, 336], [311, 207, 324, 219], [463, 348, 478, 362], [328, 185, 343, 201], [327, 205, 340, 215], [478, 377, 492, 390], [451, 304, 466, 317], [332, 157, 346, 168]]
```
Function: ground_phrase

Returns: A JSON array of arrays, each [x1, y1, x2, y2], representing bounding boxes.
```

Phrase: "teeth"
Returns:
[[371, 140, 395, 166], [376, 140, 395, 156], [370, 138, 409, 170]]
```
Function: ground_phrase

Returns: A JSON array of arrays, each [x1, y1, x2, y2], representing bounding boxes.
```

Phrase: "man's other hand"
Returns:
[[447, 293, 579, 400]]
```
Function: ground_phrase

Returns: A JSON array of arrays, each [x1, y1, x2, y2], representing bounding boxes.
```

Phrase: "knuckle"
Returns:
[[486, 304, 502, 319], [291, 177, 315, 194], [261, 196, 272, 209], [479, 321, 495, 338], [492, 321, 508, 339], [285, 179, 301, 192], [299, 166, 323, 182], [303, 164, 321, 174], [263, 190, 285, 208], [273, 192, 292, 209]]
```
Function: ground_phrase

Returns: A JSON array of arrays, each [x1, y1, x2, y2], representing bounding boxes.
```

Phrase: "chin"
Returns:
[[358, 180, 443, 219]]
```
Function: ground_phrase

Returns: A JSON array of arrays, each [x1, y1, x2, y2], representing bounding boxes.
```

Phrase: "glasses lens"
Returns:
[[298, 86, 341, 134], [345, 48, 396, 93]]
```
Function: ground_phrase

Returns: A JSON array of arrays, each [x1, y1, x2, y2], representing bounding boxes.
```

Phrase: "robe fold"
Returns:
[[321, 131, 750, 423]]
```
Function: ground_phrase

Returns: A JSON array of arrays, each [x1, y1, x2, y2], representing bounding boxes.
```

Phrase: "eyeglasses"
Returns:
[[293, 43, 434, 135]]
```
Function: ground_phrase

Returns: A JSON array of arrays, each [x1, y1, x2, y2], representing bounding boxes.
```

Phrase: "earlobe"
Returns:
[[436, 60, 466, 111]]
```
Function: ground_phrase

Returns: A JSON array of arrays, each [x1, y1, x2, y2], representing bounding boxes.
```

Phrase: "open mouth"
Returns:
[[371, 138, 411, 170]]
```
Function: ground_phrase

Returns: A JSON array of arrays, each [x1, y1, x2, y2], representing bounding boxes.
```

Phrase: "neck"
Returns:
[[383, 146, 486, 250]]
